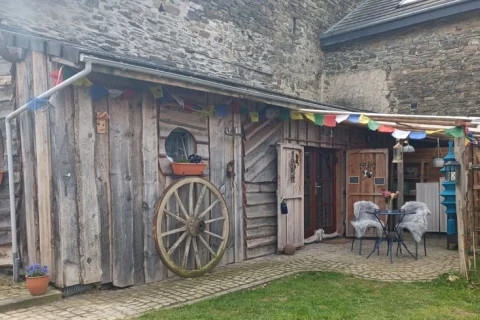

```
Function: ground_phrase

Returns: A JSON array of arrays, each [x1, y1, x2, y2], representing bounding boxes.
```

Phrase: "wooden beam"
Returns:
[[74, 86, 103, 284], [32, 51, 53, 275], [454, 136, 468, 278]]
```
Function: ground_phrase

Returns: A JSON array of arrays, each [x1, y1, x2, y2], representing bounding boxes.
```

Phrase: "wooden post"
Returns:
[[454, 136, 468, 278], [397, 162, 404, 208]]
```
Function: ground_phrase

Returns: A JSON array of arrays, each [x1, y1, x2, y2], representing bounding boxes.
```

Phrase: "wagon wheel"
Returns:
[[153, 177, 229, 278]]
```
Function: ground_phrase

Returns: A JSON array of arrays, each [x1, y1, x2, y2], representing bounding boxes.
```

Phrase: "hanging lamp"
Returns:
[[403, 139, 415, 153], [433, 138, 445, 168]]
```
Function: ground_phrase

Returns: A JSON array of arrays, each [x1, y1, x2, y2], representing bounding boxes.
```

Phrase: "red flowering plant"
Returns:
[[382, 190, 399, 210]]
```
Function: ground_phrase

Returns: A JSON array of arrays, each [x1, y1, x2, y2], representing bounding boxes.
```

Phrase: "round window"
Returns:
[[165, 128, 196, 162]]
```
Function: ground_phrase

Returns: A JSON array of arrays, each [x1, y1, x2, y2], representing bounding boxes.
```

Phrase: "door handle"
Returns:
[[315, 183, 322, 188]]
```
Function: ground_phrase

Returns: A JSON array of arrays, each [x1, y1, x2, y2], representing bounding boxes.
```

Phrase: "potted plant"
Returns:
[[25, 263, 49, 296], [172, 154, 207, 176], [382, 190, 399, 211]]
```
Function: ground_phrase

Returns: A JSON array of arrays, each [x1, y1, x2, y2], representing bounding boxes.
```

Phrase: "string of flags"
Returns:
[[27, 66, 478, 145]]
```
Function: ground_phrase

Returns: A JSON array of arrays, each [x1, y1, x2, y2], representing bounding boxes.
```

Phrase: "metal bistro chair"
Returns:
[[351, 201, 383, 255], [396, 201, 431, 259]]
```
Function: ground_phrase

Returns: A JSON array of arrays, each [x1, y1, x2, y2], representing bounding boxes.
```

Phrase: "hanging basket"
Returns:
[[433, 157, 445, 168], [171, 162, 206, 176]]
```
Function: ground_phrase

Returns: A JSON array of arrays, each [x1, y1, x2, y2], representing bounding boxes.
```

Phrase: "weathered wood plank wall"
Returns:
[[243, 114, 282, 259]]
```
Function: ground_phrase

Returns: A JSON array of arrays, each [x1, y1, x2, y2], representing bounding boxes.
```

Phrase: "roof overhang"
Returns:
[[321, 0, 480, 47]]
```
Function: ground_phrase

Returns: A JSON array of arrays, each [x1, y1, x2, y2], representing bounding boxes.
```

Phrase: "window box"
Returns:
[[171, 162, 207, 176]]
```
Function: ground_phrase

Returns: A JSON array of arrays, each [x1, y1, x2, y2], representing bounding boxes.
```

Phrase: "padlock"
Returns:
[[281, 200, 288, 214]]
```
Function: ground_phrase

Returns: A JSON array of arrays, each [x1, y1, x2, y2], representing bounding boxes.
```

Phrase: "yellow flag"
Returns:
[[290, 111, 303, 120], [359, 115, 370, 124], [73, 77, 92, 87], [304, 113, 315, 123], [250, 111, 259, 122], [201, 105, 215, 116], [426, 129, 444, 135], [150, 85, 164, 99]]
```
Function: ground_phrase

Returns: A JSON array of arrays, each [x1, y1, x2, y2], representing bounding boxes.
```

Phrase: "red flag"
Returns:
[[378, 125, 395, 133], [50, 70, 63, 85], [121, 90, 136, 100], [323, 115, 337, 127]]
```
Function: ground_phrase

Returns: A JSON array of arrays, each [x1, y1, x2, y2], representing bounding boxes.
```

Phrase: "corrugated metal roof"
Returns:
[[321, 0, 480, 46]]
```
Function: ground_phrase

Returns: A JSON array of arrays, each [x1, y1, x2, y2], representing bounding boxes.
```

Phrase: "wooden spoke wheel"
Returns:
[[153, 177, 229, 278]]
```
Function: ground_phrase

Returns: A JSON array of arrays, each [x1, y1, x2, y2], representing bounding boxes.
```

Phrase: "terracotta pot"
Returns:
[[172, 162, 206, 176], [26, 275, 49, 296]]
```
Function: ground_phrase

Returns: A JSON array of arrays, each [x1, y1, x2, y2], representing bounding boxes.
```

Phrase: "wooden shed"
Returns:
[[5, 38, 480, 287]]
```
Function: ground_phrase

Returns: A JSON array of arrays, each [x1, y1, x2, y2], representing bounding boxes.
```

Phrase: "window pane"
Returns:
[[165, 128, 196, 161]]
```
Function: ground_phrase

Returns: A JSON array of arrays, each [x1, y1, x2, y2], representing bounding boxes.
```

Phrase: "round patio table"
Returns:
[[366, 209, 416, 263]]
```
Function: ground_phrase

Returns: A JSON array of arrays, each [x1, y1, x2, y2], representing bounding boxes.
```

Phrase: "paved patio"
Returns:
[[1, 236, 458, 320]]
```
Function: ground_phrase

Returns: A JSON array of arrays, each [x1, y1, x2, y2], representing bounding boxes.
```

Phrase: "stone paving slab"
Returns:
[[0, 275, 61, 313], [0, 236, 458, 320]]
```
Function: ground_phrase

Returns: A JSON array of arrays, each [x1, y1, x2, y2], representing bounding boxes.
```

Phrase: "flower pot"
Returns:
[[26, 275, 49, 296], [433, 158, 445, 168], [172, 162, 206, 176]]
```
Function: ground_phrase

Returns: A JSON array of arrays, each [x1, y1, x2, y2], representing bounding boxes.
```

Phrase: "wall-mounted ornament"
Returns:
[[289, 151, 299, 183], [224, 120, 242, 136], [96, 112, 110, 134], [359, 154, 375, 178]]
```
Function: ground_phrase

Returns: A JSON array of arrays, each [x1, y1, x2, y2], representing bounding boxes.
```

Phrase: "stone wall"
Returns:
[[322, 11, 480, 115], [0, 0, 360, 101]]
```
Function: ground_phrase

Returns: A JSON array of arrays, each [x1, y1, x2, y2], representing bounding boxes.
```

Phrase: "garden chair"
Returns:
[[396, 201, 431, 259], [351, 201, 383, 255]]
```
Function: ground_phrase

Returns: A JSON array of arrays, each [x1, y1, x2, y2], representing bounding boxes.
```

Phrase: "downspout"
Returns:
[[7, 61, 92, 282]]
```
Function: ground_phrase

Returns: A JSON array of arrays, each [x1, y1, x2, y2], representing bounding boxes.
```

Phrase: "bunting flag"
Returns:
[[150, 85, 164, 99], [290, 111, 304, 120], [304, 113, 315, 123], [426, 129, 444, 135], [445, 126, 465, 138], [259, 109, 267, 122], [367, 119, 381, 131], [250, 111, 259, 122], [27, 98, 49, 111], [323, 115, 337, 127], [348, 114, 360, 123], [392, 129, 410, 139], [314, 114, 324, 126], [201, 105, 215, 116], [73, 77, 92, 87], [409, 132, 427, 140], [279, 108, 290, 120], [377, 125, 395, 133], [336, 114, 349, 123], [359, 115, 370, 124], [121, 89, 136, 100], [240, 106, 249, 115], [215, 104, 228, 117], [266, 107, 279, 119], [108, 89, 123, 98], [232, 100, 241, 114], [90, 84, 109, 101]]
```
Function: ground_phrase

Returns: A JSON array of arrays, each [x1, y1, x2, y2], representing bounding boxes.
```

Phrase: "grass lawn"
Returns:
[[138, 272, 480, 320]]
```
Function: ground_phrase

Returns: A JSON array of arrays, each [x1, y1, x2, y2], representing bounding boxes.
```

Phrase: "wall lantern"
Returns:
[[392, 140, 403, 163], [444, 160, 460, 182]]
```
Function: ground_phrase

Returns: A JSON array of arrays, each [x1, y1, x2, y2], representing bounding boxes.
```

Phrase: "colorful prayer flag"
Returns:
[[290, 111, 303, 120], [367, 120, 381, 131], [336, 114, 349, 123], [150, 85, 164, 99], [409, 132, 427, 140], [250, 111, 259, 122], [392, 129, 410, 139], [378, 125, 395, 133], [348, 114, 360, 123], [359, 115, 370, 124], [201, 105, 215, 116], [323, 115, 337, 127], [445, 126, 465, 138], [73, 77, 92, 87], [426, 129, 444, 135], [279, 108, 290, 120], [304, 113, 315, 123], [215, 104, 228, 117], [108, 89, 123, 98], [314, 114, 324, 126]]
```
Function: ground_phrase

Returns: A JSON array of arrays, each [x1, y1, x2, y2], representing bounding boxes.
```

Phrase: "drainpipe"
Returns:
[[6, 61, 92, 282]]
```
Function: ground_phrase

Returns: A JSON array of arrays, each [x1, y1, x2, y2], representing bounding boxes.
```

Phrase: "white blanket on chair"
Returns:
[[304, 229, 340, 244]]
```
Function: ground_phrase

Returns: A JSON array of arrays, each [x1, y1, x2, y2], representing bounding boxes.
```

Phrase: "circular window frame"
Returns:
[[165, 127, 197, 162]]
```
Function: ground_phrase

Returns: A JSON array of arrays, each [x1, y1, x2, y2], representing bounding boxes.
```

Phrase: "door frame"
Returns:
[[304, 147, 336, 237]]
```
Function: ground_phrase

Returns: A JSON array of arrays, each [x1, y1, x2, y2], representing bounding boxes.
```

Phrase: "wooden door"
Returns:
[[277, 143, 304, 251], [304, 148, 336, 238], [346, 149, 389, 237]]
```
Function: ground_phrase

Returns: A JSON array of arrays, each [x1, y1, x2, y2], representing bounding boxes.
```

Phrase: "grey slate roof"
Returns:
[[321, 0, 480, 46]]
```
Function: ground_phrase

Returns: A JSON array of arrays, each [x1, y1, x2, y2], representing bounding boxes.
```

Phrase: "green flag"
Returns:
[[368, 119, 381, 131], [314, 114, 324, 126], [445, 126, 465, 138]]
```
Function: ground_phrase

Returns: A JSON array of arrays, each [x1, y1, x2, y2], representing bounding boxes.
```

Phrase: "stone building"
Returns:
[[320, 0, 480, 115]]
